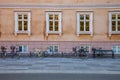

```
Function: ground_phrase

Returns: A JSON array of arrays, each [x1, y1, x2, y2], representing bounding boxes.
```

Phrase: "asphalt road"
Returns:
[[0, 73, 120, 80]]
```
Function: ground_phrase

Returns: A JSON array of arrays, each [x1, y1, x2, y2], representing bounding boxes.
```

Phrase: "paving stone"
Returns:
[[0, 58, 120, 74]]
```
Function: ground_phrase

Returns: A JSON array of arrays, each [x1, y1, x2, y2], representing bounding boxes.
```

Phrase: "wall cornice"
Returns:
[[0, 3, 120, 9]]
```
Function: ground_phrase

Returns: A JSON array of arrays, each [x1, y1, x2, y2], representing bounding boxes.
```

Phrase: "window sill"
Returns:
[[77, 31, 93, 36], [46, 31, 62, 36], [15, 31, 31, 36], [79, 31, 91, 34], [109, 32, 120, 36], [17, 31, 29, 33], [111, 32, 120, 34], [48, 31, 60, 34]]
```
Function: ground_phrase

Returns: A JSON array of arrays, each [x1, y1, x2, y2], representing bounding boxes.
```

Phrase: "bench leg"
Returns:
[[112, 53, 114, 58], [93, 53, 95, 58]]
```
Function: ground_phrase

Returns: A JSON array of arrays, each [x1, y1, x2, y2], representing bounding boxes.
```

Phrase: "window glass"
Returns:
[[54, 46, 58, 52], [49, 21, 53, 31], [48, 13, 60, 32], [112, 21, 116, 31], [18, 15, 22, 19], [86, 21, 89, 31], [18, 45, 28, 53], [80, 46, 90, 52], [46, 12, 62, 35], [79, 14, 90, 32], [49, 14, 53, 20], [24, 15, 28, 19], [112, 14, 116, 20], [118, 14, 120, 20], [118, 21, 120, 31], [109, 13, 120, 36], [49, 45, 58, 53], [111, 13, 120, 32], [17, 13, 29, 32], [112, 46, 117, 53], [23, 45, 28, 52], [86, 15, 89, 20], [80, 15, 84, 20], [18, 21, 22, 31], [55, 21, 58, 31], [49, 46, 53, 52], [18, 46, 22, 52], [118, 46, 120, 53], [85, 46, 90, 52], [24, 21, 28, 31], [55, 15, 58, 20], [80, 21, 84, 31]]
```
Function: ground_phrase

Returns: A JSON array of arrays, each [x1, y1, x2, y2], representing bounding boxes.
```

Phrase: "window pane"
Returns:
[[18, 15, 22, 19], [112, 46, 116, 53], [112, 21, 116, 31], [80, 15, 84, 20], [49, 14, 53, 20], [18, 21, 22, 31], [49, 46, 53, 52], [86, 21, 89, 31], [55, 15, 58, 20], [24, 21, 28, 31], [49, 21, 53, 31], [118, 14, 120, 20], [112, 14, 116, 20], [23, 46, 28, 52], [84, 46, 89, 52], [55, 21, 58, 31], [118, 46, 120, 53], [54, 46, 58, 52], [86, 15, 89, 20], [118, 21, 120, 31], [80, 21, 84, 31], [18, 46, 22, 52], [24, 15, 28, 19]]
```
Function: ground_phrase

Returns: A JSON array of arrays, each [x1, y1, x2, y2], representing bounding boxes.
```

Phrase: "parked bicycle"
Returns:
[[72, 46, 89, 59], [29, 48, 44, 57], [10, 46, 20, 58], [0, 46, 7, 58], [0, 46, 20, 58]]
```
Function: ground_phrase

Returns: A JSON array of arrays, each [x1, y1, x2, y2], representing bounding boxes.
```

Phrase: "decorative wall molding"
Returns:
[[0, 3, 120, 9]]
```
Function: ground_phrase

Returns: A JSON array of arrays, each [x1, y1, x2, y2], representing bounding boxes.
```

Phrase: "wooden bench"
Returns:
[[92, 48, 114, 58]]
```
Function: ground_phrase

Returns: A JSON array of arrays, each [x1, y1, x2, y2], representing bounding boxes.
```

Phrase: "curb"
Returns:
[[0, 70, 120, 74]]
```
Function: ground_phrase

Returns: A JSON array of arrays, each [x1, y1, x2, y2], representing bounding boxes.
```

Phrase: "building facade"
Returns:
[[0, 0, 120, 54]]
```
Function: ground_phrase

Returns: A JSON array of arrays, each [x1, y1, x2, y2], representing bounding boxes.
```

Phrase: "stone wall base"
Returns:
[[0, 41, 120, 53]]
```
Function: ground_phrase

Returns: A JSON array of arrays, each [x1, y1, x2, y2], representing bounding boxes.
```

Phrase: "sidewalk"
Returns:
[[0, 57, 120, 74]]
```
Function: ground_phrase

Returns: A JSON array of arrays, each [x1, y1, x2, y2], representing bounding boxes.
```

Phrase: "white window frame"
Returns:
[[80, 45, 91, 53], [77, 12, 93, 36], [109, 12, 120, 37], [112, 46, 120, 54], [47, 45, 59, 54], [18, 45, 28, 53], [15, 12, 31, 36], [46, 12, 62, 36]]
